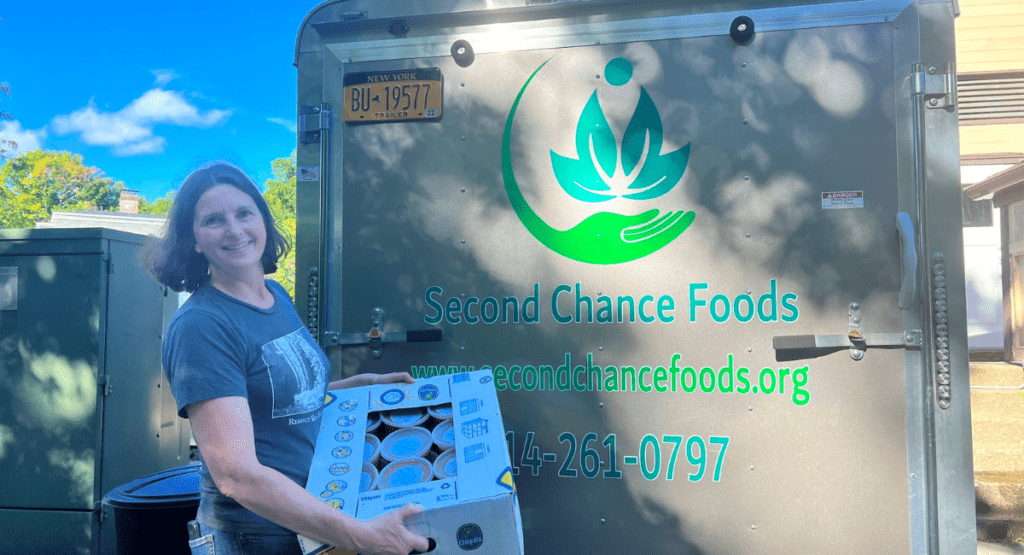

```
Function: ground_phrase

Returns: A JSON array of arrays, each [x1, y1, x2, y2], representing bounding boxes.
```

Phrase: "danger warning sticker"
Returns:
[[821, 191, 864, 209]]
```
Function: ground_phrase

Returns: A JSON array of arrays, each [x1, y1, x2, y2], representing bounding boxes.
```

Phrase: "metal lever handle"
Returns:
[[772, 331, 920, 362], [773, 333, 912, 351], [897, 212, 918, 310], [327, 329, 443, 347], [407, 329, 442, 342]]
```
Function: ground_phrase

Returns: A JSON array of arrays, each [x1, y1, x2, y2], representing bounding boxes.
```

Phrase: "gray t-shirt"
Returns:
[[163, 280, 328, 534]]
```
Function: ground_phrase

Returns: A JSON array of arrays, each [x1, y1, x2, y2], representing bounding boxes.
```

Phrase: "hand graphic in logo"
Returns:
[[503, 58, 695, 264]]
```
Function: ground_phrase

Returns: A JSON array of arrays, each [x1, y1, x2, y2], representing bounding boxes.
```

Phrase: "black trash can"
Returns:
[[102, 463, 202, 555]]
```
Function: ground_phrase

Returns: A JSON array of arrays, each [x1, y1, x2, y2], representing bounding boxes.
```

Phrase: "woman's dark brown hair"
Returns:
[[147, 162, 289, 293]]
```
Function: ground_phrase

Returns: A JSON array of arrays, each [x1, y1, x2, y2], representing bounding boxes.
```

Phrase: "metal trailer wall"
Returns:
[[294, 1, 974, 553], [0, 228, 189, 555]]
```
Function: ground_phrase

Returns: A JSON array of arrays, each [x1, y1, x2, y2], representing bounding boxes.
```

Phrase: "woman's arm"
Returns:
[[329, 371, 415, 390], [188, 396, 428, 555]]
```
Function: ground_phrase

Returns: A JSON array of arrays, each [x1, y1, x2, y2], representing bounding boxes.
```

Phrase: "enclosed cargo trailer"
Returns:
[[293, 1, 974, 553]]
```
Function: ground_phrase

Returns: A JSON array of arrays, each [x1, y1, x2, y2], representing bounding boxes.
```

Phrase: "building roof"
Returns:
[[35, 210, 168, 236], [965, 160, 1024, 207]]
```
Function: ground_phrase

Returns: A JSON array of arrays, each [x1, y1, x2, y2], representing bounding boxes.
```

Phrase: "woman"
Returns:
[[148, 162, 428, 555]]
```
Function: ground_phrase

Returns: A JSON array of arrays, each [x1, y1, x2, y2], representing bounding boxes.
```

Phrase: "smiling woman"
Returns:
[[144, 162, 426, 555], [192, 183, 269, 290], [146, 162, 288, 294]]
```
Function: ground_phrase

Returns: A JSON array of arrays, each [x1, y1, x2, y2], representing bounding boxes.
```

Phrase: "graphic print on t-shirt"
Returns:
[[262, 329, 327, 418]]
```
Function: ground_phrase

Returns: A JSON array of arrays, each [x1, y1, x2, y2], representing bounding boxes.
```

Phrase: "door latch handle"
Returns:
[[897, 212, 918, 310], [772, 331, 920, 351], [324, 307, 442, 357], [773, 303, 921, 361]]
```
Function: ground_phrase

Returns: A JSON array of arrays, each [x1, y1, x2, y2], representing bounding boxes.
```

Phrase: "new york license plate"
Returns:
[[342, 68, 443, 123]]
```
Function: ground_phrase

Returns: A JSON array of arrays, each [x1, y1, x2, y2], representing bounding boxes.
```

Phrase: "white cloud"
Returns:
[[0, 120, 47, 155], [115, 137, 167, 156], [267, 117, 297, 133], [151, 69, 180, 87], [51, 88, 232, 157]]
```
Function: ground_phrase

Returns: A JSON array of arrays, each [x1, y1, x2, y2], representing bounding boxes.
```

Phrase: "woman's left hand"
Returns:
[[329, 372, 415, 390], [370, 372, 415, 385]]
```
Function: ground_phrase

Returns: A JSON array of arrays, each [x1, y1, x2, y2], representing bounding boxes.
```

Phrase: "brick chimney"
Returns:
[[119, 189, 140, 214]]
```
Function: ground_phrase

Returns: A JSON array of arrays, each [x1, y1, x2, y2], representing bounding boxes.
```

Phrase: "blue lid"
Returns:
[[383, 407, 427, 427], [433, 449, 457, 479], [391, 435, 428, 458], [389, 466, 427, 487], [429, 404, 453, 419], [361, 462, 378, 492], [381, 458, 432, 489], [102, 464, 202, 509]]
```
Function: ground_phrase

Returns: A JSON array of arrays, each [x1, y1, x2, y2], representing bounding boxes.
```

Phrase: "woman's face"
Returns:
[[192, 183, 267, 278]]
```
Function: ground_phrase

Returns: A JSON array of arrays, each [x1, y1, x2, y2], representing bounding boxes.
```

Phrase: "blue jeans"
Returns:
[[188, 522, 304, 555]]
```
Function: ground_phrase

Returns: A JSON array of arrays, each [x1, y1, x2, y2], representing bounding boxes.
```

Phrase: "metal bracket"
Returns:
[[299, 105, 331, 143], [912, 64, 956, 110], [773, 303, 921, 361], [848, 303, 865, 360], [370, 307, 383, 357], [323, 307, 442, 357], [97, 375, 111, 397]]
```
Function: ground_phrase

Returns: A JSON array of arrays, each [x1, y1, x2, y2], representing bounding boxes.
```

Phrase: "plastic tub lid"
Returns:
[[102, 463, 203, 509], [366, 412, 381, 433], [381, 407, 428, 428], [432, 419, 455, 451], [380, 427, 432, 462], [379, 458, 433, 489], [363, 433, 381, 463], [433, 449, 457, 479], [360, 462, 379, 492], [427, 403, 453, 420]]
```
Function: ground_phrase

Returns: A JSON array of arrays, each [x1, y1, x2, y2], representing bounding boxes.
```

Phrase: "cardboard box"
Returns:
[[300, 370, 524, 555]]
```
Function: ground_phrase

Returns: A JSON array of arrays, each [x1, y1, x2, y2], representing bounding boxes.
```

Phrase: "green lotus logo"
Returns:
[[502, 58, 695, 264]]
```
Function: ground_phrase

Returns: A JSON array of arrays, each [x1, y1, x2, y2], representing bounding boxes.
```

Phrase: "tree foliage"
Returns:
[[0, 149, 124, 229], [263, 155, 297, 299], [139, 191, 175, 215]]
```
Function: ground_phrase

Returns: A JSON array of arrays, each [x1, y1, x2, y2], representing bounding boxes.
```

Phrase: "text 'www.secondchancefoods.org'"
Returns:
[[411, 353, 810, 406]]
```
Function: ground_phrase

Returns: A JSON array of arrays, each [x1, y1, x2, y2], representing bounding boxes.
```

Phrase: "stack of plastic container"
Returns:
[[362, 403, 456, 491]]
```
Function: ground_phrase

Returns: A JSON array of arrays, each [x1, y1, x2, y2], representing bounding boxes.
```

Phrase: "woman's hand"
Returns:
[[353, 503, 430, 555], [329, 372, 415, 390], [372, 372, 416, 385]]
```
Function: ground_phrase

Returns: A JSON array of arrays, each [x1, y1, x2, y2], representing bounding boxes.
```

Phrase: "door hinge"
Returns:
[[97, 375, 111, 396], [912, 64, 956, 110], [299, 105, 331, 143]]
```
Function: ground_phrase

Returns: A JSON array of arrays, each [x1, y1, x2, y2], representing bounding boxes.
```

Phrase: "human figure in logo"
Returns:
[[148, 162, 427, 555]]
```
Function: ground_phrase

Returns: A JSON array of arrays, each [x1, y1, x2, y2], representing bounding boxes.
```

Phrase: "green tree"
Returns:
[[0, 150, 124, 229], [263, 155, 296, 299], [139, 191, 175, 215]]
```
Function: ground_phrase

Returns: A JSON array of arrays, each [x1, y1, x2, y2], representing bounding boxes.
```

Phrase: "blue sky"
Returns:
[[0, 2, 316, 202]]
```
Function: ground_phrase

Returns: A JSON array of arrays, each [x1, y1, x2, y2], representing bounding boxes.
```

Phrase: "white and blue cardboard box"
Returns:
[[299, 370, 524, 555]]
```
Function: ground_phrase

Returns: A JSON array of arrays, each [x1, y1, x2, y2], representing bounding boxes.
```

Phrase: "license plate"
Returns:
[[342, 68, 443, 123]]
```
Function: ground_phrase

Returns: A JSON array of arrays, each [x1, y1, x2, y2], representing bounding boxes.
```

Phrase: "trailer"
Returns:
[[293, 1, 974, 553]]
